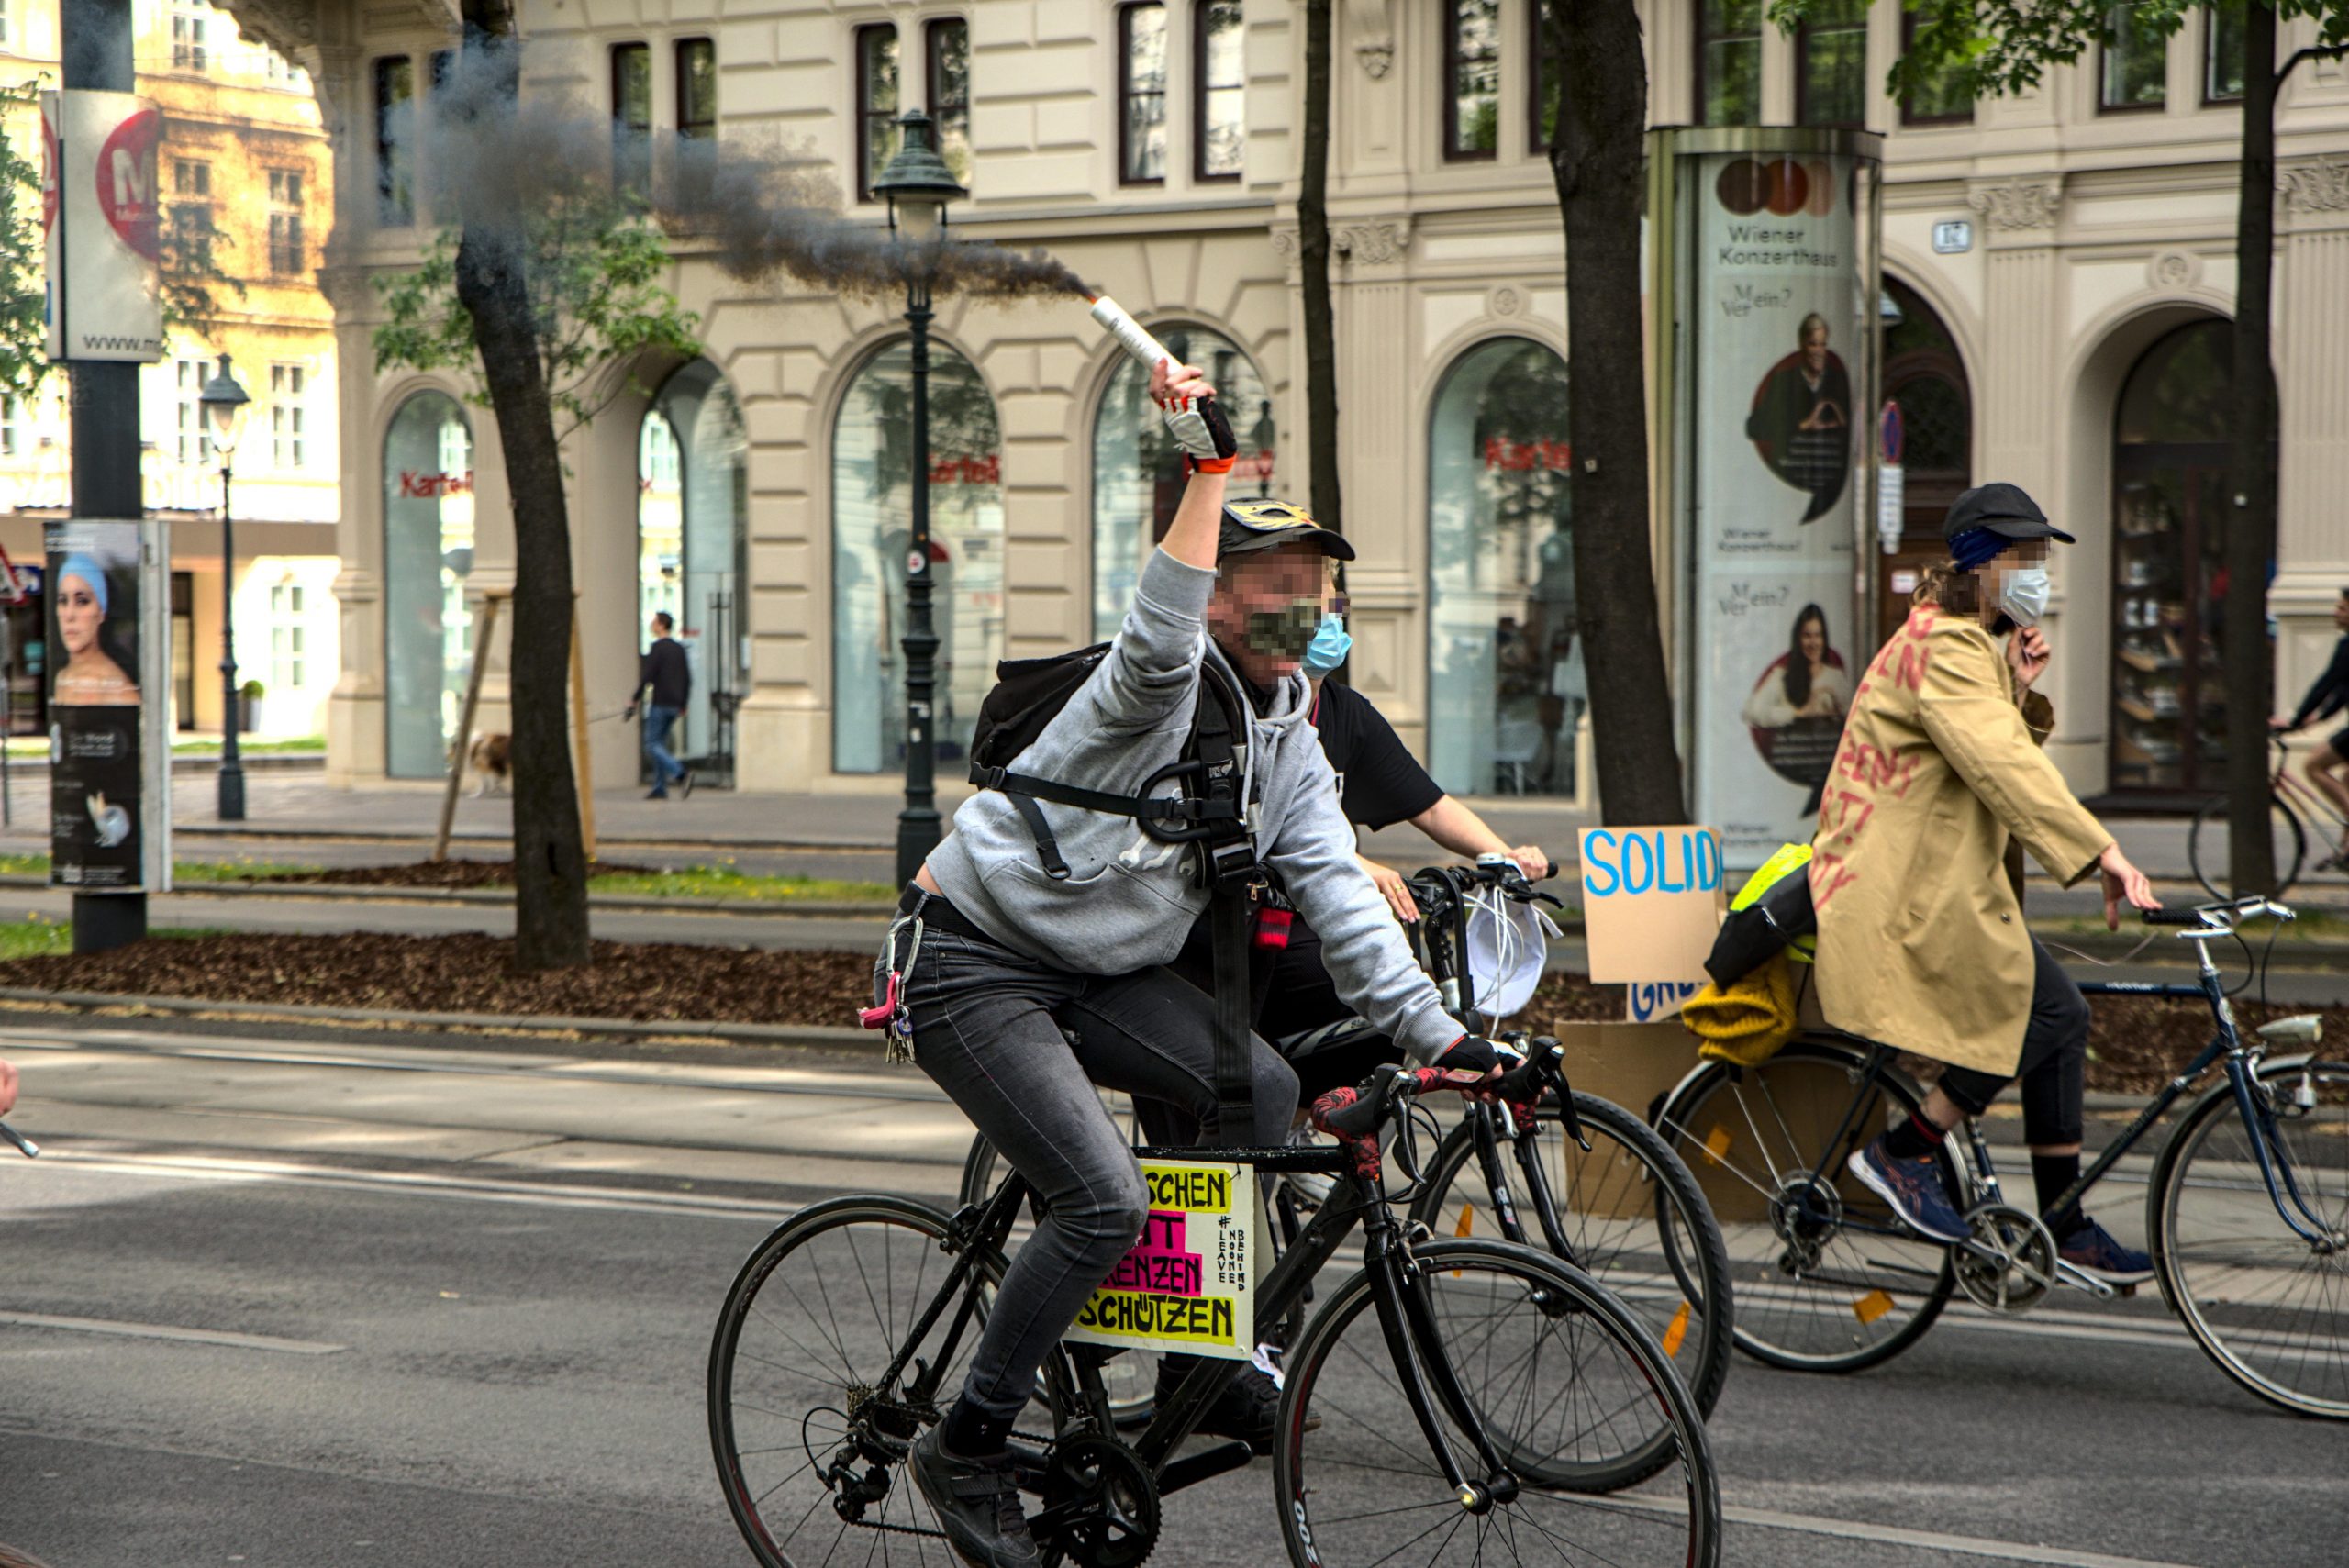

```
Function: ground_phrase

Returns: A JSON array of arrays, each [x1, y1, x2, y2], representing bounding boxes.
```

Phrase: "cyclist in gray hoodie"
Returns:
[[888, 359, 1496, 1568]]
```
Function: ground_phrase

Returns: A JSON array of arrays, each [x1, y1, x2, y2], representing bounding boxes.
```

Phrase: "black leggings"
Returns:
[[1934, 937, 2088, 1147]]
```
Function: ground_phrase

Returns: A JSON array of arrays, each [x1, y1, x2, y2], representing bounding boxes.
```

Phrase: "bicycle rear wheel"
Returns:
[[1653, 1038, 1958, 1372], [1275, 1240, 1719, 1566], [709, 1195, 1066, 1568], [1409, 1092, 1734, 1418], [2188, 795, 2307, 901], [2151, 1057, 2349, 1418]]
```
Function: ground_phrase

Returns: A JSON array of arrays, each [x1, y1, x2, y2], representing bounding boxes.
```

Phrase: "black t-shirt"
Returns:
[[1311, 681, 1444, 829]]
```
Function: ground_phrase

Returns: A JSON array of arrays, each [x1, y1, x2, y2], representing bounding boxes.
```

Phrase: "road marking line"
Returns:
[[1717, 1499, 2210, 1568], [0, 1311, 345, 1356]]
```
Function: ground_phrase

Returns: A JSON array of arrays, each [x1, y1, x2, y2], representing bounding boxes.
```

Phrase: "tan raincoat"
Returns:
[[1808, 604, 2113, 1076]]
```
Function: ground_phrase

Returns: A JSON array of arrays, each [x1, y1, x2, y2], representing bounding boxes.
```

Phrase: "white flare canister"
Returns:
[[1088, 295, 1177, 374]]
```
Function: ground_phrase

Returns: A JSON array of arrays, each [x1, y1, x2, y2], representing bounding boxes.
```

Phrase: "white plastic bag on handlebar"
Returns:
[[1463, 885, 1563, 1020]]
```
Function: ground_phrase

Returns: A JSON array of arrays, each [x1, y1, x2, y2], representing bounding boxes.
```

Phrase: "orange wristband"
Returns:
[[1187, 456, 1236, 475]]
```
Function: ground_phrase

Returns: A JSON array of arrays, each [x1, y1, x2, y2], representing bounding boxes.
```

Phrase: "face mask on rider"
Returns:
[[1998, 565, 2051, 628], [1300, 614, 1352, 678], [1244, 598, 1324, 661]]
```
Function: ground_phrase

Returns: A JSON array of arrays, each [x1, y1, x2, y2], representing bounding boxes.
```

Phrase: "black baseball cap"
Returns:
[[1943, 482, 2076, 545], [1219, 497, 1357, 562]]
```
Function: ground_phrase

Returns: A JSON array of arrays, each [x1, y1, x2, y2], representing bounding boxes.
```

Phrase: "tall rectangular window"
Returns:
[[612, 42, 652, 195], [2102, 3, 2168, 110], [677, 38, 718, 140], [1119, 4, 1167, 184], [374, 56, 415, 226], [174, 158, 211, 197], [1900, 4, 1976, 124], [1444, 0, 1500, 160], [1798, 0, 1869, 127], [2204, 4, 2246, 102], [1195, 1, 1245, 181], [928, 19, 971, 182], [271, 584, 306, 693], [1696, 0, 1762, 127], [1530, 1, 1563, 154], [1, 397, 20, 458], [856, 24, 900, 200], [171, 0, 209, 71], [174, 359, 214, 466], [271, 364, 306, 470], [267, 169, 304, 275], [0, 0, 12, 52]]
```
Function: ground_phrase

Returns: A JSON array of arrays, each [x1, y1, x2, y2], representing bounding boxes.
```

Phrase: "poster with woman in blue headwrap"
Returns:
[[44, 522, 142, 889]]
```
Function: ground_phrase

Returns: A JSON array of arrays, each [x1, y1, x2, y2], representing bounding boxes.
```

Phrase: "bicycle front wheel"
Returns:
[[2188, 795, 2307, 901], [709, 1195, 1059, 1568], [1275, 1240, 1720, 1567], [1654, 1038, 1959, 1373], [2151, 1057, 2349, 1418], [1410, 1092, 1734, 1419]]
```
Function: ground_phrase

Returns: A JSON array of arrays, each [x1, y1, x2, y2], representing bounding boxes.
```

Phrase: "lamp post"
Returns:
[[198, 354, 250, 821], [872, 110, 967, 890]]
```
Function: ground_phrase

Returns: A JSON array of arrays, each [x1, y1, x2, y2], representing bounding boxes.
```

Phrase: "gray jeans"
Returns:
[[890, 898, 1297, 1419]]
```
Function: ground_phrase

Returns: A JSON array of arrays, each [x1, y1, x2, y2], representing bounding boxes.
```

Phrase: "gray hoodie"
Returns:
[[928, 548, 1462, 1064]]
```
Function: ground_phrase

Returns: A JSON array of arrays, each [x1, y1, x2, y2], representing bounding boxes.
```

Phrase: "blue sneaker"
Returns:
[[1848, 1134, 1969, 1242], [2058, 1218, 2154, 1285]]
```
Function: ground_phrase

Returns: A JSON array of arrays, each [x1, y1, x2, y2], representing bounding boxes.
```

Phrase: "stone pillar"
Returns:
[[1330, 219, 1415, 718], [2275, 158, 2349, 707]]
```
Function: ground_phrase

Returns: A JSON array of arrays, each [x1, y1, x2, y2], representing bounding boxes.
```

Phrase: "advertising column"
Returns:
[[1657, 130, 1881, 871]]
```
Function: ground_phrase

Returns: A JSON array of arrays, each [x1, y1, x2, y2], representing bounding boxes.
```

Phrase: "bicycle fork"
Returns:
[[1363, 1213, 1520, 1514]]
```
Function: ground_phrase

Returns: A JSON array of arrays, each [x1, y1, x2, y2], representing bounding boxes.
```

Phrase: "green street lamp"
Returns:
[[198, 353, 251, 821], [872, 109, 966, 890]]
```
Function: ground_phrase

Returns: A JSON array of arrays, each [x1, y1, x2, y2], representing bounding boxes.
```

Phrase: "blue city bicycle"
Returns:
[[1651, 895, 2349, 1418]]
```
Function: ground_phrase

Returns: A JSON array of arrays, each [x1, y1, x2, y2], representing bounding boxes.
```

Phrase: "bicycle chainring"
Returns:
[[1954, 1201, 2055, 1314], [1037, 1434, 1160, 1568]]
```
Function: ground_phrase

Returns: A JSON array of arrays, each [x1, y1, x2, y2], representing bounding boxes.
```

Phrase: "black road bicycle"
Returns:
[[710, 1046, 1722, 1567], [1650, 896, 2349, 1418]]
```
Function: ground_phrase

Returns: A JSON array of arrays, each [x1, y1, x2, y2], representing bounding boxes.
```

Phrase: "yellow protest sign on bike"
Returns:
[[1066, 1159, 1257, 1361]]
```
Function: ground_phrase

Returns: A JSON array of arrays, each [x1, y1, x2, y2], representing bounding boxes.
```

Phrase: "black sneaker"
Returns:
[[908, 1426, 1040, 1568], [1154, 1357, 1311, 1454]]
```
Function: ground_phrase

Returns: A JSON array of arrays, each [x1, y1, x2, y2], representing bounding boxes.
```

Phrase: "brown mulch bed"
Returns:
[[243, 859, 660, 891], [0, 932, 2322, 1093]]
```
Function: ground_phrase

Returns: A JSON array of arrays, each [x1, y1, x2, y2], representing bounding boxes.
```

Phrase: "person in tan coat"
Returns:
[[1813, 483, 2161, 1284]]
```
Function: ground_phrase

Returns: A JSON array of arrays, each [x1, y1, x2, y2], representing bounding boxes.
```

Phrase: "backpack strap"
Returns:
[[1209, 882, 1256, 1147]]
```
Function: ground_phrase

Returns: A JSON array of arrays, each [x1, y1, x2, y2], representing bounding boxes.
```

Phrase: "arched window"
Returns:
[[832, 340, 1004, 773], [639, 360, 749, 784], [1426, 338, 1574, 796], [2111, 317, 2249, 797], [1090, 322, 1275, 641], [383, 390, 473, 778]]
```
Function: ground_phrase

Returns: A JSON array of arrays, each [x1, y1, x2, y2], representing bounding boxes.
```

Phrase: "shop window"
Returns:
[[1900, 4, 1976, 125], [2204, 4, 2245, 102], [612, 41, 652, 195], [928, 19, 971, 183], [678, 38, 718, 139], [1798, 0, 1869, 128], [1091, 322, 1274, 641], [856, 24, 899, 201], [2101, 3, 2168, 111], [1427, 338, 1575, 798], [832, 341, 1003, 773], [637, 361, 749, 784], [1119, 4, 1168, 184], [1196, 0, 1244, 180], [1696, 0, 1762, 127], [374, 56, 415, 225], [383, 392, 474, 778], [1444, 0, 1500, 159]]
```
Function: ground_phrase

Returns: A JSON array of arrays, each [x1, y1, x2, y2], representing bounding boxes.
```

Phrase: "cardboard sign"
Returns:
[[42, 89, 165, 362], [1066, 1160, 1256, 1362], [1578, 826, 1725, 989]]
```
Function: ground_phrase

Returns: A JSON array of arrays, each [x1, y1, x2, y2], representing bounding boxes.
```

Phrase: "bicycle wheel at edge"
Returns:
[[2150, 1055, 2349, 1418], [2188, 795, 2307, 902], [1653, 1037, 1959, 1373], [1408, 1090, 1735, 1419], [1275, 1238, 1720, 1568], [709, 1194, 1070, 1568]]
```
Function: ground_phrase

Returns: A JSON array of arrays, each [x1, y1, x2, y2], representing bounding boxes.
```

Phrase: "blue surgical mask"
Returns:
[[1302, 613, 1352, 678]]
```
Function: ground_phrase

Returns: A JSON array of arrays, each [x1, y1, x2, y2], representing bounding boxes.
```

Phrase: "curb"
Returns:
[[0, 985, 882, 1050], [169, 822, 896, 852], [0, 873, 895, 920]]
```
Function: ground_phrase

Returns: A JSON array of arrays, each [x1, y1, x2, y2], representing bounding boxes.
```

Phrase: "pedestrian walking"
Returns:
[[625, 611, 693, 800]]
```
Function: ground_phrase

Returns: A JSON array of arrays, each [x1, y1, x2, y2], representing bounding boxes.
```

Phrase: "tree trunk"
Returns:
[[454, 6, 592, 967], [1297, 0, 1342, 536], [1545, 0, 1687, 824], [2223, 1, 2279, 895]]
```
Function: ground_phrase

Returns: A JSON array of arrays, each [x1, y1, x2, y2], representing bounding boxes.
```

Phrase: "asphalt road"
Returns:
[[2, 1014, 2343, 1568]]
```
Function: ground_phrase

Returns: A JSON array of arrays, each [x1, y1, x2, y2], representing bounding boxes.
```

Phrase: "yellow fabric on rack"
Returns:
[[1683, 952, 1798, 1067]]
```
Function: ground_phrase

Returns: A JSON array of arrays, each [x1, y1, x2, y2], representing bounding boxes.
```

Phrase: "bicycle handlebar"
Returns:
[[1308, 1040, 1571, 1150], [0, 1119, 37, 1159], [2142, 894, 2296, 934]]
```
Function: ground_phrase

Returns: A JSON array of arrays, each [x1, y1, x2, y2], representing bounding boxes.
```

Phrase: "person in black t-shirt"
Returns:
[[2272, 587, 2349, 869]]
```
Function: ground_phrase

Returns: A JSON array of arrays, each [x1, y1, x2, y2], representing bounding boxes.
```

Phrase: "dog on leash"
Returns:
[[465, 732, 512, 796]]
